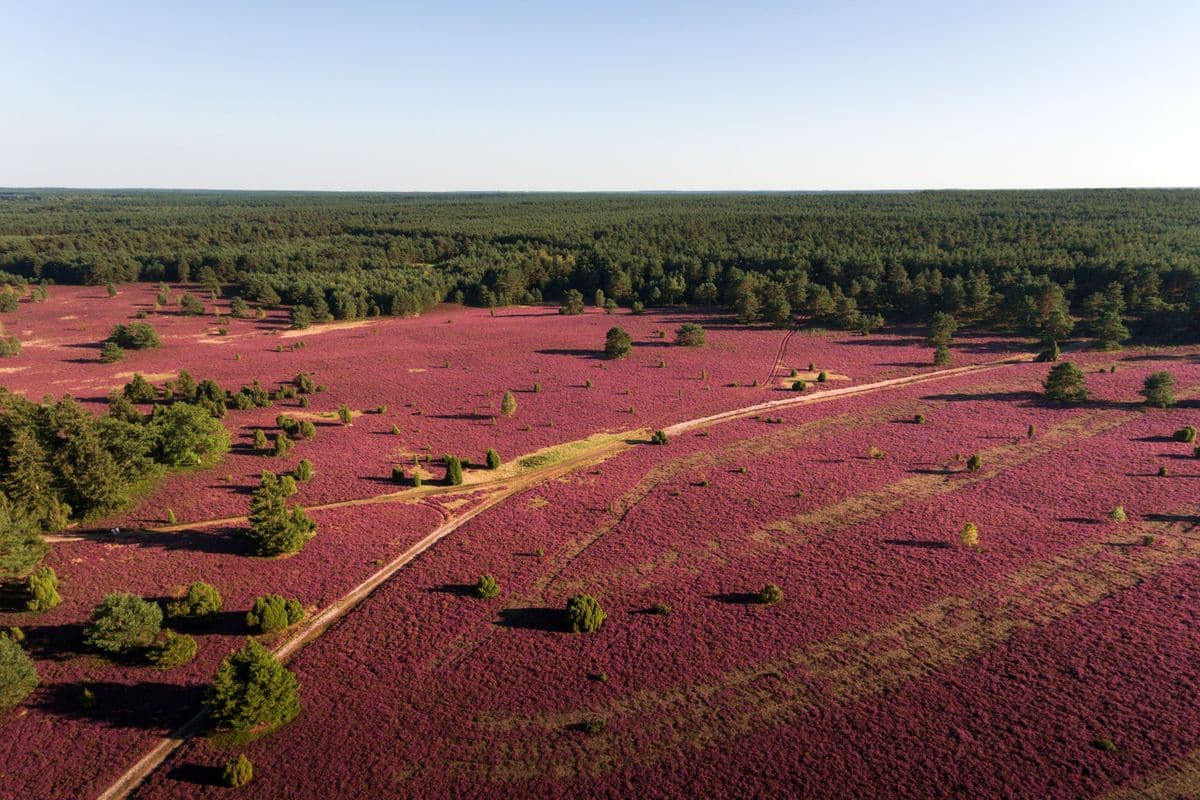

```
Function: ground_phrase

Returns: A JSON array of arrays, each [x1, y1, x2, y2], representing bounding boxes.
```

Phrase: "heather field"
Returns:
[[5, 283, 1200, 800]]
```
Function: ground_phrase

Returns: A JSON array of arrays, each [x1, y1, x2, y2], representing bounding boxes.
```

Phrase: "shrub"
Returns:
[[179, 293, 205, 315], [391, 465, 406, 484], [959, 522, 980, 549], [499, 390, 518, 417], [565, 594, 606, 633], [1035, 340, 1061, 362], [107, 322, 160, 350], [222, 754, 254, 788], [759, 583, 784, 605], [966, 453, 982, 472], [0, 336, 21, 357], [933, 345, 951, 366], [650, 430, 669, 446], [652, 603, 673, 615], [298, 420, 316, 439], [817, 371, 828, 382], [295, 372, 316, 394], [475, 574, 500, 600], [99, 341, 123, 363], [411, 471, 423, 488], [272, 432, 293, 458], [253, 429, 269, 450], [1143, 534, 1156, 546], [147, 631, 198, 669], [1027, 424, 1036, 438], [914, 414, 926, 424], [294, 459, 313, 481], [486, 448, 501, 470], [166, 582, 223, 621], [1173, 426, 1197, 443], [123, 373, 157, 404], [245, 471, 317, 556], [205, 639, 300, 731], [791, 380, 806, 391], [1108, 506, 1127, 523], [604, 327, 632, 359], [559, 289, 585, 316], [0, 635, 38, 714], [1043, 362, 1089, 404], [25, 566, 61, 612], [532, 382, 542, 394], [1141, 371, 1176, 408], [583, 719, 605, 734], [631, 300, 644, 313], [246, 594, 305, 634], [1158, 465, 1170, 477], [84, 593, 163, 655], [675, 323, 705, 347], [444, 455, 464, 486], [337, 404, 352, 425]]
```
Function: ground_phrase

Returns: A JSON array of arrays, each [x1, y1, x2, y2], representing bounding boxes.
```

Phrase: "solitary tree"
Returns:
[[674, 323, 706, 347], [928, 312, 957, 348], [222, 755, 254, 788], [165, 582, 223, 621], [444, 455, 464, 486], [83, 593, 163, 655], [99, 341, 123, 363], [1043, 362, 1089, 404], [759, 583, 784, 605], [604, 327, 632, 359], [500, 391, 517, 417], [245, 471, 317, 556], [204, 639, 300, 731], [559, 289, 585, 316], [245, 594, 305, 633], [485, 449, 501, 469], [565, 594, 607, 633], [0, 635, 39, 714], [25, 567, 61, 612], [475, 574, 500, 600], [1140, 371, 1176, 408]]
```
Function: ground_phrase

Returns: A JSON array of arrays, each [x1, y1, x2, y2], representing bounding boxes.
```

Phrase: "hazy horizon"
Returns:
[[4, 0, 1199, 191]]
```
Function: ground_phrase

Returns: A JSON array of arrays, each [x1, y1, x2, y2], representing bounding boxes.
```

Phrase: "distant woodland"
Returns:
[[2, 189, 1199, 342]]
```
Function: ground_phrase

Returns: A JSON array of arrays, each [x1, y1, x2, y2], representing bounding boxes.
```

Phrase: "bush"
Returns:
[[294, 459, 313, 481], [960, 522, 980, 549], [246, 594, 305, 634], [1173, 426, 1197, 443], [298, 420, 316, 439], [107, 322, 161, 350], [674, 323, 706, 347], [1027, 424, 1036, 438], [337, 404, 352, 424], [295, 372, 316, 394], [791, 380, 806, 391], [179, 293, 205, 315], [1108, 506, 1127, 523], [99, 341, 123, 363], [444, 455, 464, 486], [652, 602, 673, 615], [253, 429, 269, 450], [25, 566, 61, 612], [205, 639, 300, 731], [123, 373, 157, 404], [150, 402, 231, 467], [84, 593, 163, 655], [914, 414, 926, 424], [1141, 371, 1177, 408], [817, 371, 828, 382], [966, 453, 982, 472], [0, 635, 38, 714], [486, 448, 501, 470], [559, 289, 585, 316], [0, 336, 21, 358], [933, 345, 951, 366], [604, 327, 632, 359], [165, 581, 224, 621], [500, 390, 517, 417], [1043, 362, 1089, 404], [1158, 465, 1170, 477], [391, 465, 407, 484], [147, 631, 198, 669], [411, 471, 423, 488], [475, 574, 500, 600], [565, 594, 606, 633], [222, 754, 254, 788], [650, 430, 669, 445], [272, 432, 293, 458], [759, 583, 784, 605]]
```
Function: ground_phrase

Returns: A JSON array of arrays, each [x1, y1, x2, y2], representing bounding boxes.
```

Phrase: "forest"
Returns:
[[1, 189, 1199, 342]]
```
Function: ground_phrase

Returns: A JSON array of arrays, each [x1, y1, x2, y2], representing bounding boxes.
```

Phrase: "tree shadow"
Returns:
[[35, 680, 202, 731], [1144, 512, 1199, 525], [883, 539, 951, 549], [707, 592, 761, 605], [1056, 517, 1101, 525], [165, 763, 225, 787], [536, 348, 603, 360], [20, 621, 90, 660], [428, 583, 475, 597], [495, 606, 564, 632], [69, 526, 249, 556], [428, 413, 489, 421], [920, 390, 1042, 404]]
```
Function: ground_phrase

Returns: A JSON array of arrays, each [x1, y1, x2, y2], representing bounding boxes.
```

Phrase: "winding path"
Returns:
[[96, 351, 1035, 800]]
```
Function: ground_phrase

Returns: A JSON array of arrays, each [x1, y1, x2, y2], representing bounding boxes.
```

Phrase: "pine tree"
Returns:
[[204, 639, 300, 731], [500, 391, 517, 417], [245, 471, 317, 556]]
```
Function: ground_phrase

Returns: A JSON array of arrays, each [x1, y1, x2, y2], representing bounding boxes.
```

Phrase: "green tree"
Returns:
[[1043, 362, 1089, 404], [245, 471, 317, 556], [83, 593, 163, 655], [485, 448, 501, 469], [559, 289, 585, 316], [475, 574, 500, 600], [0, 635, 39, 714], [99, 341, 123, 363], [928, 312, 958, 347], [604, 327, 632, 359], [147, 630, 198, 669], [25, 566, 61, 612], [123, 373, 157, 404], [204, 639, 300, 731], [500, 391, 517, 417], [760, 583, 784, 605], [294, 459, 313, 481], [674, 323, 706, 347], [165, 581, 224, 621], [107, 323, 160, 349], [222, 754, 254, 788], [179, 292, 205, 315], [0, 502, 47, 579], [565, 594, 606, 633], [1140, 371, 1176, 408], [150, 403, 231, 466], [245, 593, 305, 633], [444, 455, 464, 486]]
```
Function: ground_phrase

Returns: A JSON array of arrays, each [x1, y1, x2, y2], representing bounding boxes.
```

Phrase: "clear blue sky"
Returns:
[[3, 1, 1197, 190]]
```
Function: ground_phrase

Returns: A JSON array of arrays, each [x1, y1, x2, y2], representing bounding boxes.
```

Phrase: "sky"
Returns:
[[2, 0, 1198, 191]]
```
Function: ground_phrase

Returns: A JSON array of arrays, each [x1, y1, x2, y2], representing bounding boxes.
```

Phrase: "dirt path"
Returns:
[[96, 351, 1034, 800]]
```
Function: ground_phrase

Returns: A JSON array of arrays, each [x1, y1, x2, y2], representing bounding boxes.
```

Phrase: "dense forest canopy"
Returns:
[[1, 189, 1199, 340]]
